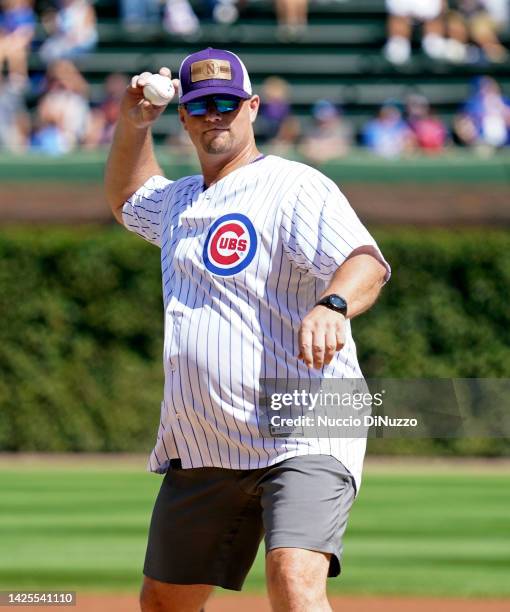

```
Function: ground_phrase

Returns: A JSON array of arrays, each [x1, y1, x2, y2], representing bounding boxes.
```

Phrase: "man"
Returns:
[[105, 48, 390, 612]]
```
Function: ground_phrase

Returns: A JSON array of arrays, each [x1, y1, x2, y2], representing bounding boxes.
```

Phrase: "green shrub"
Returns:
[[0, 227, 163, 452], [0, 226, 509, 455], [356, 229, 510, 378]]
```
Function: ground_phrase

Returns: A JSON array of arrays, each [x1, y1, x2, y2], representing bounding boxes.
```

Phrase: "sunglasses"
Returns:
[[183, 96, 242, 116]]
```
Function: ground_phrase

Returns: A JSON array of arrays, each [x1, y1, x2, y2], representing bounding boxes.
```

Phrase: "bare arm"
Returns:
[[104, 67, 180, 223], [298, 246, 388, 369], [321, 246, 387, 319]]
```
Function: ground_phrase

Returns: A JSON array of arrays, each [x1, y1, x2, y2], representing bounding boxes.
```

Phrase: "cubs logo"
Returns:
[[203, 213, 257, 276]]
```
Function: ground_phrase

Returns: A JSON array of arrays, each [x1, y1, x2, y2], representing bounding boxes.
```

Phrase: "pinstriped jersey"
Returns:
[[122, 155, 390, 491]]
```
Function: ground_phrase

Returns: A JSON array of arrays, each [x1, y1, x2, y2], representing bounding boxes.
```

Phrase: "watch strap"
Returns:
[[315, 294, 348, 316]]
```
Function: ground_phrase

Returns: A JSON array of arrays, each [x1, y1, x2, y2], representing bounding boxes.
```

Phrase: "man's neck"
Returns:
[[200, 144, 262, 188]]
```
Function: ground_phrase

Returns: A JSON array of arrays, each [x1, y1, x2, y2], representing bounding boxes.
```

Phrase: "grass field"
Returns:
[[1, 459, 509, 598]]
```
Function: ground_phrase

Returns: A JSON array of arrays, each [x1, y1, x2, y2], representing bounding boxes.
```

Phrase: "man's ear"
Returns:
[[178, 106, 188, 131], [248, 95, 260, 124]]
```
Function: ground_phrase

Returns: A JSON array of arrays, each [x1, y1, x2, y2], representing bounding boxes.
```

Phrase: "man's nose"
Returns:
[[204, 101, 222, 121]]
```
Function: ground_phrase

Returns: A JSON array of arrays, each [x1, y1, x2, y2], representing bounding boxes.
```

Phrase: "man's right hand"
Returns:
[[122, 67, 181, 129]]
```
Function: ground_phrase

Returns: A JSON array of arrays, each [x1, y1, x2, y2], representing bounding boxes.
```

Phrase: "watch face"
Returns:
[[317, 294, 347, 314], [330, 296, 345, 309]]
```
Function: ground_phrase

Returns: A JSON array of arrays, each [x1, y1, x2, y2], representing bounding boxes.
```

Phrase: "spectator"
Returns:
[[31, 113, 70, 154], [258, 76, 299, 152], [163, 0, 199, 35], [454, 76, 510, 151], [84, 72, 128, 148], [275, 0, 308, 40], [300, 99, 352, 164], [445, 0, 508, 63], [406, 93, 448, 153], [212, 0, 239, 24], [31, 59, 90, 154], [383, 0, 446, 64], [119, 0, 243, 36], [363, 101, 414, 157], [0, 76, 30, 151], [0, 0, 36, 84], [39, 0, 98, 64], [258, 76, 291, 139], [119, 0, 161, 30]]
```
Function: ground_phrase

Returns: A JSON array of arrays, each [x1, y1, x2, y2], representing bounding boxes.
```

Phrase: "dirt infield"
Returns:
[[2, 453, 510, 472], [31, 593, 510, 612]]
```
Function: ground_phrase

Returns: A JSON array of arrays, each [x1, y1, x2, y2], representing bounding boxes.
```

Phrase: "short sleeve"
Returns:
[[122, 175, 173, 247], [280, 170, 391, 282]]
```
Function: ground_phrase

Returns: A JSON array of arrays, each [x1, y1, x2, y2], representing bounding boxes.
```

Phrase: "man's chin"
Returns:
[[202, 133, 233, 154], [205, 145, 233, 155]]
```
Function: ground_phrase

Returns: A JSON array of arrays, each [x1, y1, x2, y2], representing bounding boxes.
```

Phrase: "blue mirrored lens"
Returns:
[[214, 98, 240, 113], [185, 101, 208, 116], [184, 97, 241, 116]]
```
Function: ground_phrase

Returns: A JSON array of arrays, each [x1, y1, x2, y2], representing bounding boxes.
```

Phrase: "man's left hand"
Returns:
[[298, 306, 346, 370]]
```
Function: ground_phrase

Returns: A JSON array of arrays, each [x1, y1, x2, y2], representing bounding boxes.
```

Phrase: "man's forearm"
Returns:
[[320, 246, 388, 319], [105, 118, 163, 223], [298, 246, 388, 369]]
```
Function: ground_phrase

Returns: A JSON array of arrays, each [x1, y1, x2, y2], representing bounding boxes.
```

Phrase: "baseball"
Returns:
[[143, 74, 175, 106]]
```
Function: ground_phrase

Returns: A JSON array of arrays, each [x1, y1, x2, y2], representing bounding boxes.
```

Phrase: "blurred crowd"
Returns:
[[384, 0, 509, 64], [121, 0, 307, 37], [118, 0, 510, 56], [0, 0, 509, 159], [257, 74, 510, 160]]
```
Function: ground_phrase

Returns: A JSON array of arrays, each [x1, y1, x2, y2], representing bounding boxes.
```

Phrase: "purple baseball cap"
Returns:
[[178, 47, 253, 104]]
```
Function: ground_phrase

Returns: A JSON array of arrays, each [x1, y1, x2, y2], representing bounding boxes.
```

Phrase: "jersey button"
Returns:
[[169, 359, 177, 371]]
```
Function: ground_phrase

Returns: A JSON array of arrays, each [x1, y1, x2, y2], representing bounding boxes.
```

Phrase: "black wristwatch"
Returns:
[[315, 294, 348, 317]]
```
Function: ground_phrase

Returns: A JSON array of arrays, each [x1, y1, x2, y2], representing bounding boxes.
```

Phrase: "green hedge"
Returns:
[[0, 227, 163, 452], [1, 226, 509, 455]]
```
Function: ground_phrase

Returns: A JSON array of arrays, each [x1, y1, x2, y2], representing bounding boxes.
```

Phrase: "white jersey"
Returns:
[[122, 155, 390, 491]]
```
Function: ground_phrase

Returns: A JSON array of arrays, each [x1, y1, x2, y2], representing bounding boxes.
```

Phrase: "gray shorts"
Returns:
[[143, 454, 356, 591]]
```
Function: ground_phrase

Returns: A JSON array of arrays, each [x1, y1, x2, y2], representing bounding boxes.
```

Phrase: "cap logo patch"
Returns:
[[191, 59, 232, 82]]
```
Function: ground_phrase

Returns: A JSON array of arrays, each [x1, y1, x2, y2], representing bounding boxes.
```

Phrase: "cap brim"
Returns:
[[180, 86, 252, 104]]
